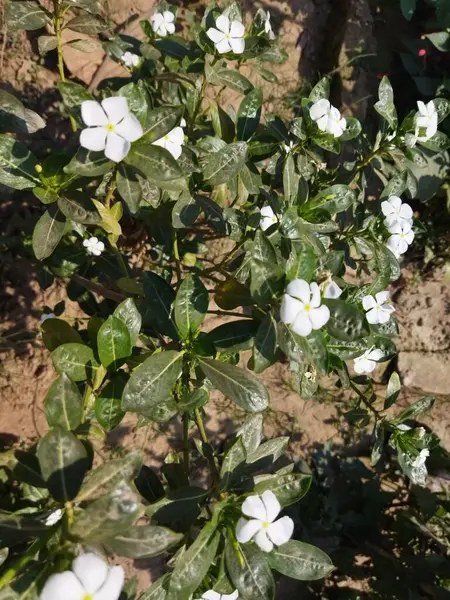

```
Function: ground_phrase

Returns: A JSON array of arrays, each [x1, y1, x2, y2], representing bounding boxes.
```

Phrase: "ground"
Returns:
[[0, 0, 450, 595]]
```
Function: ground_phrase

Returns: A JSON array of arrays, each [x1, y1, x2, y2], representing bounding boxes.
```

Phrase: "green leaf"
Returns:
[[6, 1, 48, 30], [37, 427, 88, 501], [226, 541, 275, 600], [95, 377, 126, 430], [103, 525, 182, 558], [116, 164, 142, 214], [216, 69, 253, 94], [38, 34, 57, 55], [146, 486, 208, 532], [65, 148, 113, 177], [119, 82, 149, 129], [142, 106, 184, 141], [58, 81, 92, 108], [51, 343, 99, 382], [142, 272, 178, 339], [203, 142, 248, 185], [114, 298, 142, 346], [253, 314, 278, 373], [172, 195, 200, 229], [400, 0, 417, 20], [41, 318, 83, 351], [122, 351, 184, 417], [237, 414, 263, 454], [66, 14, 108, 34], [138, 575, 169, 600], [209, 100, 235, 143], [246, 437, 289, 467], [32, 207, 66, 261], [419, 131, 450, 153], [97, 315, 132, 369], [76, 450, 142, 503], [125, 143, 185, 191], [259, 46, 288, 64], [220, 438, 247, 489], [380, 170, 407, 199], [0, 90, 45, 135], [268, 540, 334, 581], [394, 396, 435, 423], [327, 337, 367, 360], [198, 357, 269, 413], [432, 98, 450, 123], [385, 371, 401, 409], [174, 275, 208, 340], [215, 278, 253, 310], [237, 88, 263, 141], [324, 299, 370, 341], [178, 388, 209, 412], [0, 515, 46, 547], [254, 473, 311, 507], [340, 117, 362, 141], [135, 465, 165, 503], [286, 244, 316, 282], [309, 76, 330, 102], [374, 76, 397, 129], [283, 153, 299, 204], [306, 184, 356, 214], [0, 134, 39, 189], [167, 521, 220, 600], [250, 232, 284, 305], [205, 320, 259, 352], [57, 193, 100, 225], [425, 31, 450, 52], [44, 373, 83, 430]]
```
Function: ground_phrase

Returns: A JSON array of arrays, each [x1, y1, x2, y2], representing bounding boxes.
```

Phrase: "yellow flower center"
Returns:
[[83, 595, 93, 600], [106, 123, 115, 132], [304, 304, 311, 311], [262, 520, 269, 529], [164, 134, 169, 140], [225, 33, 230, 39]]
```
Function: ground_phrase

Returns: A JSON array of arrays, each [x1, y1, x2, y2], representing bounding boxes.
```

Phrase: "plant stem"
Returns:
[[206, 310, 254, 319], [350, 380, 381, 418], [53, 2, 77, 132], [182, 412, 190, 476], [172, 230, 182, 284], [195, 408, 220, 486], [104, 178, 117, 209]]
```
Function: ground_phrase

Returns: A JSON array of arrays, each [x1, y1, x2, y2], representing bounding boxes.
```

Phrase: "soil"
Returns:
[[1, 0, 450, 595]]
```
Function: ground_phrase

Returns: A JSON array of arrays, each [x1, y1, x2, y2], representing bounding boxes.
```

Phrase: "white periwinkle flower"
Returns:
[[410, 448, 430, 486], [264, 11, 275, 40], [83, 237, 105, 257], [353, 348, 384, 374], [310, 99, 347, 138], [41, 553, 124, 600], [362, 291, 395, 325], [207, 15, 245, 55], [153, 126, 184, 159], [259, 205, 278, 231], [280, 279, 330, 337], [40, 313, 56, 324], [236, 490, 294, 553], [381, 196, 413, 230], [121, 51, 140, 68], [45, 508, 63, 526], [284, 140, 295, 153], [415, 100, 437, 141], [80, 97, 143, 163], [197, 591, 239, 600], [322, 279, 343, 299], [386, 221, 414, 258], [151, 11, 175, 37]]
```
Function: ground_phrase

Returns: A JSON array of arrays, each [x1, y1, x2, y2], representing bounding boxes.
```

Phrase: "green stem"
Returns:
[[350, 380, 381, 418], [195, 408, 220, 486], [104, 178, 117, 209], [182, 412, 190, 476], [53, 2, 77, 132], [173, 230, 182, 284]]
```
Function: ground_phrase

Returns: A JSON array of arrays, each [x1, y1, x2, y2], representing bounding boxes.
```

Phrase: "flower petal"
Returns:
[[94, 567, 124, 600], [389, 196, 402, 211], [309, 305, 330, 330], [291, 311, 312, 337], [216, 37, 232, 54], [375, 291, 390, 305], [266, 516, 294, 546], [367, 349, 384, 361], [310, 99, 330, 121], [101, 97, 129, 125], [81, 101, 108, 127], [260, 216, 273, 231], [280, 294, 302, 325], [105, 132, 130, 163], [366, 307, 380, 324], [229, 36, 245, 54], [326, 118, 343, 138], [166, 140, 183, 159], [166, 22, 175, 34], [316, 114, 329, 131], [151, 13, 163, 27], [397, 238, 409, 254], [286, 279, 310, 303], [417, 100, 427, 116], [235, 518, 261, 543], [153, 137, 167, 149], [163, 11, 175, 23], [206, 27, 225, 44], [41, 572, 85, 600], [381, 200, 395, 216], [80, 127, 107, 152], [309, 282, 321, 308], [377, 310, 390, 324], [241, 495, 267, 520], [254, 528, 273, 553], [202, 591, 221, 600], [73, 553, 108, 594], [399, 203, 413, 220], [323, 281, 342, 299], [404, 230, 414, 244], [362, 295, 376, 311], [230, 20, 245, 38], [168, 126, 185, 145], [215, 15, 230, 34], [260, 205, 274, 219], [387, 235, 400, 252], [261, 490, 280, 523], [223, 591, 239, 600], [354, 357, 374, 374], [114, 113, 143, 143]]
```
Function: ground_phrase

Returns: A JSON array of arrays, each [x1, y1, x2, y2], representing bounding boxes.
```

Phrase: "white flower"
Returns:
[[151, 11, 175, 37], [322, 279, 343, 299], [83, 236, 105, 257], [45, 509, 63, 526], [362, 290, 395, 325], [353, 348, 384, 374], [259, 205, 278, 231], [412, 448, 429, 469], [415, 100, 437, 142], [386, 221, 414, 258], [284, 140, 295, 153], [41, 553, 124, 600], [207, 15, 245, 55], [410, 448, 430, 486], [417, 427, 426, 439], [80, 97, 143, 163], [381, 196, 413, 230], [236, 490, 294, 553], [264, 11, 275, 40], [40, 313, 56, 324], [121, 51, 140, 68], [153, 126, 184, 159], [197, 591, 239, 600], [309, 99, 347, 138], [280, 279, 330, 337]]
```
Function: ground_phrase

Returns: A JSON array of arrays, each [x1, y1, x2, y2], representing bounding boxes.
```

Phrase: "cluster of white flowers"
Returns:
[[280, 280, 330, 337], [83, 236, 105, 257], [414, 100, 437, 143], [236, 490, 294, 552], [41, 553, 124, 600], [153, 118, 186, 159], [310, 99, 347, 138], [121, 51, 140, 68], [151, 10, 175, 37], [207, 15, 245, 55], [79, 97, 143, 163], [381, 195, 414, 258]]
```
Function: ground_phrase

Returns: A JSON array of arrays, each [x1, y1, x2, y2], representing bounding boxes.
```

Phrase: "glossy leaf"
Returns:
[[41, 318, 83, 352], [205, 320, 259, 352], [237, 88, 263, 141], [51, 343, 99, 382], [97, 315, 132, 369], [307, 184, 356, 215], [0, 135, 39, 189], [203, 142, 248, 185], [324, 299, 370, 341], [95, 377, 126, 430], [385, 371, 401, 409], [174, 275, 208, 340], [113, 298, 142, 346], [226, 541, 275, 600], [125, 143, 185, 190], [65, 148, 112, 177], [6, 1, 48, 30], [253, 314, 278, 373], [254, 473, 311, 507], [116, 163, 142, 214], [237, 414, 263, 454], [103, 525, 182, 558], [374, 76, 397, 129], [142, 272, 178, 338], [142, 106, 184, 141], [268, 540, 334, 581], [32, 207, 66, 261], [44, 373, 83, 430]]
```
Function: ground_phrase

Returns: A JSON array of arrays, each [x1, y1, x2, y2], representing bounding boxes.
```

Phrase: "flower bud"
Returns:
[[35, 164, 43, 173], [182, 252, 197, 267]]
